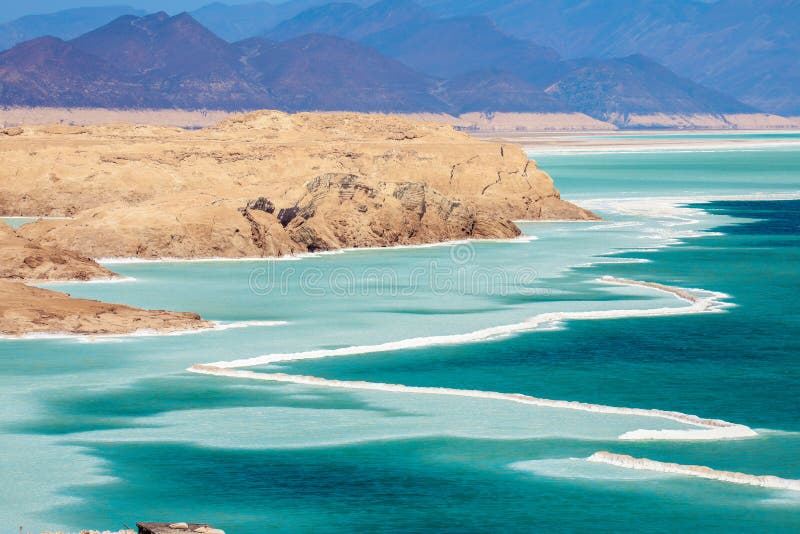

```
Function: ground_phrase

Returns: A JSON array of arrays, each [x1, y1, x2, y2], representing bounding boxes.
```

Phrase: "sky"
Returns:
[[1, 1, 286, 22]]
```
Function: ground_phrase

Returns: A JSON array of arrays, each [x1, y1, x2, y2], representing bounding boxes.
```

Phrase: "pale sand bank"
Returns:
[[1, 107, 234, 129], [0, 279, 211, 337], [1, 108, 611, 131], [405, 112, 617, 131], [4, 108, 799, 131]]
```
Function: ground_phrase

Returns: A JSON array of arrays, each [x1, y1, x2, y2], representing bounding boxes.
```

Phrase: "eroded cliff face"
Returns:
[[1, 111, 595, 259]]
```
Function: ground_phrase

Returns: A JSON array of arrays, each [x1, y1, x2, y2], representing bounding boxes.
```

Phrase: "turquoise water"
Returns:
[[1, 216, 40, 228], [572, 132, 800, 140], [534, 149, 800, 199], [2, 139, 800, 531], [1, 216, 71, 228]]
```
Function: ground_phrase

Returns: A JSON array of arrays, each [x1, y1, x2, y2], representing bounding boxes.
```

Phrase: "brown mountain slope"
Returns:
[[236, 34, 443, 112], [0, 36, 143, 108], [70, 12, 275, 110]]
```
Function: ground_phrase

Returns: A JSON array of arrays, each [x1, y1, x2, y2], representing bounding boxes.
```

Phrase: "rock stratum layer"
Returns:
[[1, 110, 595, 259]]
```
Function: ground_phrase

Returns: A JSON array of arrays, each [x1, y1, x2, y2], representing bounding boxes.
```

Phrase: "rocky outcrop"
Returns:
[[137, 522, 225, 534], [0, 222, 115, 281], [279, 173, 520, 252], [0, 280, 212, 337], [0, 224, 209, 338], [2, 111, 595, 259]]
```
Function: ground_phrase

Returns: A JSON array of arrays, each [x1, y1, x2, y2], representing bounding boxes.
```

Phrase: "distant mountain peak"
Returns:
[[70, 11, 234, 75]]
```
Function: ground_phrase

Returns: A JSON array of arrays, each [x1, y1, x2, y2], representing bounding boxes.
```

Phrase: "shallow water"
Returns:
[[1, 216, 40, 228], [2, 138, 800, 531]]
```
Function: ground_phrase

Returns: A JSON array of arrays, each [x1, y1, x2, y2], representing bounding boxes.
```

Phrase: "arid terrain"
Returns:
[[0, 222, 211, 336], [2, 110, 594, 259], [0, 110, 593, 336]]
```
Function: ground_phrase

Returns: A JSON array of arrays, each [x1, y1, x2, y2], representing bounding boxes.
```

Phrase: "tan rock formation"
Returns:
[[0, 224, 209, 337], [0, 280, 212, 337], [1, 111, 595, 259], [0, 222, 115, 281], [0, 111, 595, 335]]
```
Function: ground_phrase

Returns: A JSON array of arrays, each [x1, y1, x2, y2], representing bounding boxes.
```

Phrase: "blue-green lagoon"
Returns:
[[2, 133, 800, 532]]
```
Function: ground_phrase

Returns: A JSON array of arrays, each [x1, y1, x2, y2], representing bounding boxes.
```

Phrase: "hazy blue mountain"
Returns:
[[237, 33, 442, 111], [191, 0, 373, 41], [414, 0, 800, 115], [4, 1, 795, 114], [547, 54, 755, 121], [69, 12, 280, 109], [441, 69, 569, 114], [265, 0, 430, 41], [72, 11, 240, 75], [0, 1, 216, 22], [0, 12, 441, 111], [265, 2, 562, 84], [0, 2, 368, 49], [361, 15, 562, 84], [0, 6, 145, 52]]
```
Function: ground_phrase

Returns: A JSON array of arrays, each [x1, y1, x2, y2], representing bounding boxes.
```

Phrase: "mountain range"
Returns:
[[411, 0, 800, 116], [0, 1, 789, 123]]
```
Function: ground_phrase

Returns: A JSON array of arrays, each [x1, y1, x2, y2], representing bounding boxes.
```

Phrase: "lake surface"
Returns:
[[2, 133, 799, 532]]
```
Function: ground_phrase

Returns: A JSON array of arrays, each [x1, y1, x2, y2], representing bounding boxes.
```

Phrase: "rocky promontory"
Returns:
[[0, 222, 211, 337], [2, 111, 595, 259], [0, 222, 114, 281], [0, 111, 593, 336], [0, 280, 211, 337]]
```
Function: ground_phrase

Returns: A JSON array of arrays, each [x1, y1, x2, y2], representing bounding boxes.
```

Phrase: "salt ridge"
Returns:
[[525, 142, 800, 157], [587, 452, 800, 491], [94, 235, 538, 265], [0, 319, 287, 341], [189, 277, 754, 441]]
